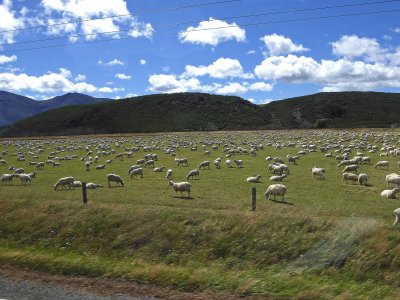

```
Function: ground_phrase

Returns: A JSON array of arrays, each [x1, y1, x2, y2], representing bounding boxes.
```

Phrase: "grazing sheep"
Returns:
[[381, 187, 400, 199], [128, 165, 141, 174], [287, 155, 300, 165], [106, 159, 113, 164], [361, 157, 371, 164], [137, 159, 146, 165], [13, 168, 24, 174], [73, 181, 82, 188], [247, 175, 262, 183], [393, 208, 400, 226], [270, 174, 287, 182], [187, 169, 200, 180], [144, 160, 155, 168], [0, 159, 7, 166], [358, 173, 368, 185], [0, 174, 18, 185], [165, 169, 173, 179], [176, 158, 189, 166], [386, 173, 400, 187], [214, 159, 221, 169], [107, 173, 124, 187], [234, 160, 244, 168], [375, 161, 389, 170], [154, 166, 165, 172], [53, 177, 74, 190], [85, 161, 91, 171], [18, 174, 32, 185], [342, 164, 358, 174], [264, 184, 287, 203], [312, 167, 326, 179], [130, 167, 144, 179], [225, 159, 233, 168], [342, 172, 359, 184], [86, 182, 103, 189], [168, 180, 191, 197], [96, 164, 106, 170], [36, 162, 44, 170], [199, 161, 210, 169]]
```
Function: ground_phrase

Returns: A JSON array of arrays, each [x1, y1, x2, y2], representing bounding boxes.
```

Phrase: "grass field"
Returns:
[[1, 130, 400, 299]]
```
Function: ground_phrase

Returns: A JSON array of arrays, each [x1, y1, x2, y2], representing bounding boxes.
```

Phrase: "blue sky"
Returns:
[[0, 0, 400, 103]]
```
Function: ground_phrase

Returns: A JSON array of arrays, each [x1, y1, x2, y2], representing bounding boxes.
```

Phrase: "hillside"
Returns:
[[0, 91, 109, 126], [1, 91, 400, 137]]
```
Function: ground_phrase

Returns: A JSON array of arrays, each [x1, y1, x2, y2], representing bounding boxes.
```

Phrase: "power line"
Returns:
[[1, 0, 399, 48], [0, 0, 245, 35], [1, 8, 400, 54]]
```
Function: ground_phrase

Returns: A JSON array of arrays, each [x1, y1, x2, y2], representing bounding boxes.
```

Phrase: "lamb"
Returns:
[[270, 174, 287, 182], [130, 167, 144, 179], [86, 182, 103, 189], [381, 187, 400, 199], [342, 172, 359, 184], [312, 166, 326, 179], [375, 161, 389, 170], [393, 208, 400, 226], [342, 164, 358, 174], [168, 180, 191, 197], [386, 173, 400, 187], [165, 169, 173, 179], [264, 184, 287, 203], [198, 161, 210, 169], [95, 164, 106, 170], [154, 166, 165, 172], [246, 175, 262, 183], [53, 176, 74, 190], [187, 169, 200, 180], [358, 173, 368, 185], [234, 160, 244, 168], [107, 174, 124, 187]]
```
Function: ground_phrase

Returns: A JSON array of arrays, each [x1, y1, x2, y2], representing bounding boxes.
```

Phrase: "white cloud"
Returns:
[[247, 50, 256, 55], [140, 59, 146, 65], [0, 54, 17, 64], [74, 74, 86, 82], [261, 34, 309, 56], [183, 58, 253, 79], [125, 92, 137, 98], [148, 74, 206, 93], [215, 82, 248, 95], [249, 82, 273, 92], [105, 58, 124, 66], [0, 1, 24, 43], [115, 73, 131, 80], [332, 35, 384, 62], [179, 18, 245, 46]]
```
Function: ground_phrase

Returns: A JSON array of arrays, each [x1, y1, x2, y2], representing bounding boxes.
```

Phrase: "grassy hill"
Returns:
[[2, 91, 400, 136]]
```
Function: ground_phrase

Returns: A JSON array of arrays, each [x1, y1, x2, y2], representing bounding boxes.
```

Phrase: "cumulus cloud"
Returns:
[[74, 74, 86, 82], [115, 73, 131, 80], [148, 74, 209, 93], [183, 58, 253, 79], [0, 1, 24, 43], [179, 18, 245, 46], [332, 35, 384, 62], [261, 34, 308, 56], [249, 82, 273, 92], [139, 59, 146, 65], [215, 82, 247, 95], [0, 54, 17, 64], [98, 58, 124, 66]]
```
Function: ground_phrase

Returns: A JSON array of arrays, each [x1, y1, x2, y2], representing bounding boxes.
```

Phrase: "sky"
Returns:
[[0, 0, 400, 103]]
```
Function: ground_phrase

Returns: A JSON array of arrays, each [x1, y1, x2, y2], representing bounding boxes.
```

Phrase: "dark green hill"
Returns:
[[2, 91, 400, 137]]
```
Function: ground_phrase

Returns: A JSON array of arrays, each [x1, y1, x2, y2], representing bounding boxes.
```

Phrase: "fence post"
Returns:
[[251, 187, 256, 211], [82, 182, 87, 205]]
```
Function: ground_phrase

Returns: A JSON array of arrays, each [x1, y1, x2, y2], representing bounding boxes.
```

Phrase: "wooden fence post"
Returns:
[[82, 182, 87, 205], [252, 187, 256, 211]]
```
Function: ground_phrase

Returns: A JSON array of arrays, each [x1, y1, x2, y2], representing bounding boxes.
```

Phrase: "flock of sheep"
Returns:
[[1, 130, 400, 225]]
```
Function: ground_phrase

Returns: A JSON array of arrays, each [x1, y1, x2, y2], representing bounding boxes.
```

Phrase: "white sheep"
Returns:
[[247, 175, 262, 183], [95, 164, 106, 170], [53, 176, 74, 190], [36, 162, 44, 170], [342, 164, 358, 174], [234, 160, 244, 168], [393, 208, 400, 226], [176, 158, 189, 166], [358, 173, 368, 185], [165, 169, 173, 179], [0, 174, 18, 185], [312, 167, 326, 179], [381, 187, 400, 199], [264, 184, 287, 203], [107, 173, 124, 187], [128, 165, 141, 174], [199, 161, 210, 169], [342, 172, 359, 184], [187, 169, 200, 180], [154, 166, 165, 172], [213, 159, 221, 169], [86, 182, 103, 189], [225, 159, 233, 168], [270, 174, 287, 182], [144, 160, 155, 168], [375, 161, 389, 170], [73, 181, 82, 188], [130, 168, 144, 179], [168, 180, 191, 197], [386, 173, 400, 187], [18, 174, 31, 185]]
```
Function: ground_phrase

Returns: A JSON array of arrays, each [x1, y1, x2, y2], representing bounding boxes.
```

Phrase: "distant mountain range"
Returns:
[[0, 91, 109, 126], [1, 91, 400, 137]]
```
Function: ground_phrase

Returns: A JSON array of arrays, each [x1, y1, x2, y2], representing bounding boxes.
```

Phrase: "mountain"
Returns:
[[0, 91, 110, 126], [1, 91, 400, 137]]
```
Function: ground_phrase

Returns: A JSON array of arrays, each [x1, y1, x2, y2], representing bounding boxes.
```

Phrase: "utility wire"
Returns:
[[1, 8, 400, 54], [1, 0, 399, 48], [0, 0, 245, 34]]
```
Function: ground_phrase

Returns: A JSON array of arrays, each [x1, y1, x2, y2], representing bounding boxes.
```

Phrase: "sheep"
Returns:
[[27, 171, 37, 179], [168, 180, 191, 197], [144, 160, 155, 168], [342, 172, 359, 184], [86, 182, 103, 189], [381, 187, 400, 199], [287, 155, 300, 165], [234, 160, 244, 168], [0, 159, 7, 166], [342, 164, 358, 174], [73, 181, 82, 188], [128, 165, 141, 174], [361, 156, 371, 164], [36, 162, 44, 170], [176, 158, 189, 166], [96, 164, 106, 170], [130, 168, 144, 179], [375, 161, 389, 170], [386, 173, 400, 187], [106, 159, 113, 164], [312, 167, 326, 179], [187, 169, 200, 180], [393, 208, 400, 226], [165, 169, 173, 179], [13, 168, 24, 174], [137, 159, 146, 165], [214, 159, 221, 169], [264, 184, 287, 203], [53, 177, 74, 190], [225, 159, 233, 168], [338, 159, 358, 167], [247, 175, 262, 183], [107, 174, 124, 187], [154, 166, 165, 172], [270, 174, 287, 182], [85, 161, 91, 171], [18, 174, 31, 185], [358, 173, 368, 185], [0, 174, 18, 185], [198, 161, 210, 169]]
